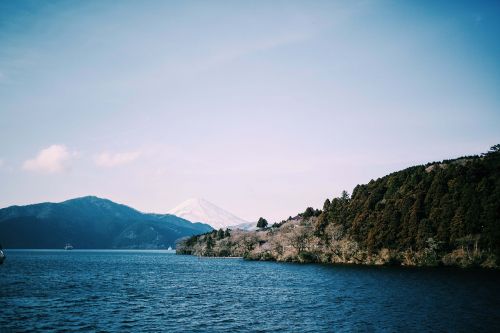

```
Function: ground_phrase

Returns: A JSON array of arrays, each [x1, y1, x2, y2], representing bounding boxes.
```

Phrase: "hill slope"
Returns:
[[0, 196, 212, 249], [178, 145, 500, 268]]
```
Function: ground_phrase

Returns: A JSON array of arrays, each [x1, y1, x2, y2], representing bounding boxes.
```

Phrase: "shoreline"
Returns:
[[180, 253, 499, 270]]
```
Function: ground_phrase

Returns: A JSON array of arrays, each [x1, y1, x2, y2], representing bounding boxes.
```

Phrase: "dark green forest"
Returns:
[[178, 145, 500, 268], [318, 144, 500, 259]]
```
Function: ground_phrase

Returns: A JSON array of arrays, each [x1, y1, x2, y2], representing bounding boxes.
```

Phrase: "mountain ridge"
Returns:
[[0, 196, 212, 249]]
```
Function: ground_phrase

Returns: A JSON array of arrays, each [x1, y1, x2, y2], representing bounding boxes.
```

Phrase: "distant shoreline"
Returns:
[[195, 256, 243, 259], [2, 248, 177, 251]]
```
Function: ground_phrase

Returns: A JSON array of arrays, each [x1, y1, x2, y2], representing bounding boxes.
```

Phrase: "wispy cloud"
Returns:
[[207, 33, 311, 66], [23, 145, 75, 173], [94, 151, 140, 168], [189, 34, 312, 78]]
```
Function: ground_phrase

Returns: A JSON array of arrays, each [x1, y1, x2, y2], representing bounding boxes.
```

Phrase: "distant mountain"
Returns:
[[229, 221, 258, 231], [168, 198, 249, 229], [0, 196, 212, 249]]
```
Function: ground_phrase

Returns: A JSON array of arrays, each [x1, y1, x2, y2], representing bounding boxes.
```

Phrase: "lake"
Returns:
[[1, 250, 499, 332]]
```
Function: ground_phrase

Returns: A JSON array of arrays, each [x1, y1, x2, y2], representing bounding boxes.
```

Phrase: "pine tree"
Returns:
[[256, 217, 268, 229], [217, 228, 224, 240]]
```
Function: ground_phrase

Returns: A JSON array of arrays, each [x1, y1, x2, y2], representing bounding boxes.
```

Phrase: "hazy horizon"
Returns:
[[1, 0, 499, 222]]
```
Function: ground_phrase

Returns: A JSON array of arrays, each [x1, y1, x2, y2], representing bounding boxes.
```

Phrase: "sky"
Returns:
[[0, 0, 499, 222]]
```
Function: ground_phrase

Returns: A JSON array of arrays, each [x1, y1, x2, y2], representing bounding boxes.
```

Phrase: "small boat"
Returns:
[[64, 243, 74, 250], [0, 249, 5, 265]]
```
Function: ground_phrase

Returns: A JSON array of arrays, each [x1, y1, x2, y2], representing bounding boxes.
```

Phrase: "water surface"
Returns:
[[1, 250, 499, 332]]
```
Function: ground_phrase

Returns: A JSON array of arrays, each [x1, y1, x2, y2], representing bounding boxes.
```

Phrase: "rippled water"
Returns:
[[1, 250, 499, 332]]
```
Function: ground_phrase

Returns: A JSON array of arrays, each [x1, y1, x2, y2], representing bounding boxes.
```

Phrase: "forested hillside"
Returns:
[[0, 196, 212, 249], [178, 145, 500, 268]]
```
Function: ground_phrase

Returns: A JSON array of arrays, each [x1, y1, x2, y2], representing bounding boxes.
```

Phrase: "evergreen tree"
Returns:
[[323, 199, 331, 211], [217, 228, 224, 240], [256, 217, 268, 229], [205, 235, 214, 255], [302, 207, 316, 219]]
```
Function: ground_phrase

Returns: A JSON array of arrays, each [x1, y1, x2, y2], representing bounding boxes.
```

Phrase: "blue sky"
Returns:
[[0, 0, 499, 221]]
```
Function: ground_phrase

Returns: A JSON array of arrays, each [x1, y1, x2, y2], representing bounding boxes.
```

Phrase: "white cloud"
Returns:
[[94, 151, 140, 168], [23, 145, 74, 173]]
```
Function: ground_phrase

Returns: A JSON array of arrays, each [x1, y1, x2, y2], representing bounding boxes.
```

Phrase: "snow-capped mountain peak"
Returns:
[[167, 198, 249, 229]]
